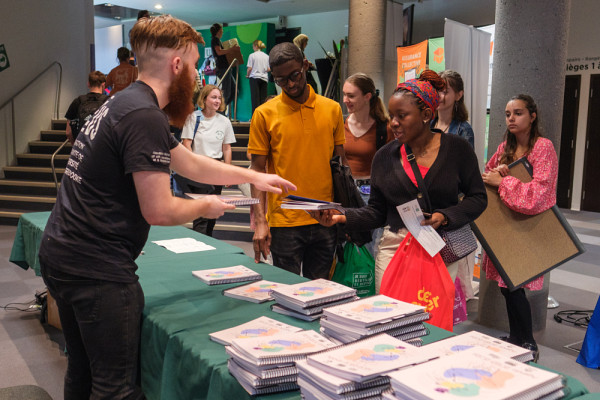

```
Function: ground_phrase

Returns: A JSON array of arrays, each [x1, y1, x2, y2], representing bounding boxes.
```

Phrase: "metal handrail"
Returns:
[[1, 62, 62, 168], [51, 139, 69, 193]]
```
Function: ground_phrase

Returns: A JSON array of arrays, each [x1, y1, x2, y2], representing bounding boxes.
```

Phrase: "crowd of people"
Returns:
[[49, 12, 560, 399]]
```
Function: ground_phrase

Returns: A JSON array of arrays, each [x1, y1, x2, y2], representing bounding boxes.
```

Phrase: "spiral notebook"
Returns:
[[322, 294, 427, 328], [192, 265, 261, 285], [230, 330, 337, 366], [320, 312, 430, 338], [225, 346, 298, 379], [296, 359, 390, 395], [209, 316, 302, 346], [270, 278, 357, 309], [280, 195, 345, 212], [223, 280, 285, 303], [419, 330, 534, 363], [387, 347, 564, 400], [185, 193, 260, 206], [227, 359, 298, 389], [306, 334, 436, 383]]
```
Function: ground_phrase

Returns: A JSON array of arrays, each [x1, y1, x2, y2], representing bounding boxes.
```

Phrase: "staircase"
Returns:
[[0, 119, 254, 242]]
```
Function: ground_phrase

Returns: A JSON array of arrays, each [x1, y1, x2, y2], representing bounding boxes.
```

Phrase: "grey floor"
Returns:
[[1, 210, 599, 399]]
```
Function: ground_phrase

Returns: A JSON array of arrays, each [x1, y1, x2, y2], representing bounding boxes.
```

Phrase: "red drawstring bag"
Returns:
[[380, 233, 455, 331]]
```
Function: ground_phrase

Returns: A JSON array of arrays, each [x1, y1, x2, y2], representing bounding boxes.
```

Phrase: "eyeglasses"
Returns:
[[273, 68, 304, 87]]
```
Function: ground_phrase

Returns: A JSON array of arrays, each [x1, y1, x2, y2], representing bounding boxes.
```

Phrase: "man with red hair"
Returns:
[[39, 15, 294, 399]]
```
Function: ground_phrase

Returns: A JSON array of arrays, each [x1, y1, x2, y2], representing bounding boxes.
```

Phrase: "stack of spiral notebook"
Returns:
[[319, 294, 430, 345], [385, 346, 564, 400], [418, 330, 535, 363], [225, 329, 337, 396], [209, 316, 302, 346], [298, 334, 436, 400], [269, 279, 359, 322]]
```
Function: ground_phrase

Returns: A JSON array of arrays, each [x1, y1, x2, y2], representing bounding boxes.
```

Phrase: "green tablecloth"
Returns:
[[8, 212, 244, 276], [9, 212, 591, 400]]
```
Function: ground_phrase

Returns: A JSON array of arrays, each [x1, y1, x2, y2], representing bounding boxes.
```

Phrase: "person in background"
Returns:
[[137, 9, 150, 20], [180, 84, 236, 236], [293, 33, 319, 94], [246, 39, 270, 116], [249, 42, 346, 279], [342, 72, 393, 257], [482, 94, 558, 362], [64, 71, 109, 144], [38, 15, 294, 399], [106, 47, 138, 96], [432, 69, 477, 302], [431, 70, 475, 148], [311, 70, 487, 293], [210, 23, 239, 111]]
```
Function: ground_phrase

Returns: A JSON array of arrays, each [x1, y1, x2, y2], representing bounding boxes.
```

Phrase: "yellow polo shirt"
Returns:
[[248, 85, 345, 227]]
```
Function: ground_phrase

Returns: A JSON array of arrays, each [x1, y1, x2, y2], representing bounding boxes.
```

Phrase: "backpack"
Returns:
[[72, 93, 108, 139]]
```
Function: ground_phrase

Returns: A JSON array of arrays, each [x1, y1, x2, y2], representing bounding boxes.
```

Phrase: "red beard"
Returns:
[[163, 63, 195, 128]]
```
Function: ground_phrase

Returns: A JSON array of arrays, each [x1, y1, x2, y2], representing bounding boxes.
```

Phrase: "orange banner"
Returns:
[[397, 40, 428, 84]]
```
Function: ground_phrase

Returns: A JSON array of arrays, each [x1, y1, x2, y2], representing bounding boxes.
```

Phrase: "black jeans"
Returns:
[[270, 224, 337, 279], [249, 77, 267, 116], [41, 263, 145, 400], [191, 184, 223, 236]]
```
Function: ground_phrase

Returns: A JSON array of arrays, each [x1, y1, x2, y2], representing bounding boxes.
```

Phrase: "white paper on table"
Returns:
[[152, 237, 216, 253], [396, 199, 446, 257]]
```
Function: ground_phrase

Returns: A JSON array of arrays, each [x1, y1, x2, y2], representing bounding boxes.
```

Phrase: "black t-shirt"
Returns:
[[211, 36, 228, 71], [39, 81, 179, 283]]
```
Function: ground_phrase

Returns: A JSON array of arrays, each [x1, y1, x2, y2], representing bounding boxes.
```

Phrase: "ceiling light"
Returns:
[[154, 4, 163, 10]]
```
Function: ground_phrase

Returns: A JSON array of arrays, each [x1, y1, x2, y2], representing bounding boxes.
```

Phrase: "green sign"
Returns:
[[428, 37, 445, 73], [0, 45, 10, 72]]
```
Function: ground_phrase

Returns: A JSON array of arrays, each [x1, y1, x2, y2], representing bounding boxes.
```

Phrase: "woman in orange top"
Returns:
[[342, 73, 393, 256]]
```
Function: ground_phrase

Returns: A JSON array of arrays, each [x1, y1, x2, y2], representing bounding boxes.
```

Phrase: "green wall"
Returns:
[[198, 23, 276, 122]]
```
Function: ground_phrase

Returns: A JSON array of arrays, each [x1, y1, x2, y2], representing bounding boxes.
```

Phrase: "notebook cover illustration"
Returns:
[[270, 278, 357, 307], [307, 334, 434, 382], [192, 265, 261, 285], [323, 294, 426, 326], [209, 316, 302, 346], [231, 330, 337, 365], [223, 280, 284, 303], [421, 330, 534, 362], [387, 347, 563, 400]]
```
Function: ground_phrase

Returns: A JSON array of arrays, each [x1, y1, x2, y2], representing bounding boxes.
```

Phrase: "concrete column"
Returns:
[[487, 0, 571, 154], [347, 0, 386, 96], [478, 0, 571, 333]]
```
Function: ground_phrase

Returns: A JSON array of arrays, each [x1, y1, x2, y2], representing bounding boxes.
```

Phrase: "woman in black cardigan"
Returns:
[[312, 70, 487, 292]]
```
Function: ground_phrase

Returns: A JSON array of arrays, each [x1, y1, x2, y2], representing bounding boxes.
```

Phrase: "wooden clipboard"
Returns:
[[471, 158, 585, 290]]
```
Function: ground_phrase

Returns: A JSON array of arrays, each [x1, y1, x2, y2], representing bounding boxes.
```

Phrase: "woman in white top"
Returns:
[[180, 84, 236, 236], [246, 40, 270, 116]]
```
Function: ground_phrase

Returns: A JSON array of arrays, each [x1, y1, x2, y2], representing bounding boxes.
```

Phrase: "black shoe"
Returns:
[[499, 335, 521, 346], [521, 342, 539, 363]]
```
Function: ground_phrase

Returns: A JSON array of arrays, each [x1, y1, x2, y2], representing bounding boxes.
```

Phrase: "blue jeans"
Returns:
[[270, 224, 337, 279], [41, 262, 145, 400]]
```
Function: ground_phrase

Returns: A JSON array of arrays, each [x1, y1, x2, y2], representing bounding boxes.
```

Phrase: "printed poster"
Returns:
[[397, 40, 428, 84]]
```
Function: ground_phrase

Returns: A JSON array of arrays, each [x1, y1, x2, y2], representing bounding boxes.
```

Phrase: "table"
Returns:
[[9, 212, 592, 400]]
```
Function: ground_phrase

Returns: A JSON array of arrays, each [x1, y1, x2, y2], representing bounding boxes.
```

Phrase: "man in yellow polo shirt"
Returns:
[[249, 42, 346, 279]]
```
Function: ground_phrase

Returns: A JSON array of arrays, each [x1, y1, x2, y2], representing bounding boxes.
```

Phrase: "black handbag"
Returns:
[[330, 155, 373, 248], [404, 145, 477, 264]]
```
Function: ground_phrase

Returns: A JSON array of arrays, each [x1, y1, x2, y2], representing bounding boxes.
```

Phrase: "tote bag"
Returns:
[[380, 232, 455, 331], [331, 242, 376, 298]]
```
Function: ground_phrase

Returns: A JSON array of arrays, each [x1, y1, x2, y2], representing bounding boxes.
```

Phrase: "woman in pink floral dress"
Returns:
[[482, 94, 558, 362]]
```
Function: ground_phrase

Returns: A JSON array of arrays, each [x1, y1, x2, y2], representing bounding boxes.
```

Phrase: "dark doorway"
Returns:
[[557, 75, 580, 209], [581, 74, 600, 212]]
